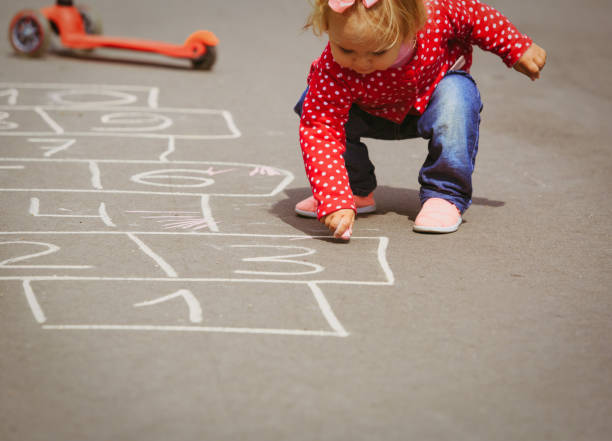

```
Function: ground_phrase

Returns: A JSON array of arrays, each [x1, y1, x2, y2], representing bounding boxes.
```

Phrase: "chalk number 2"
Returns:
[[0, 241, 91, 269]]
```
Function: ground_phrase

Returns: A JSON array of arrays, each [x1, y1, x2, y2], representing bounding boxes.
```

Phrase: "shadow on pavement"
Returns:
[[45, 49, 200, 71], [271, 186, 505, 236]]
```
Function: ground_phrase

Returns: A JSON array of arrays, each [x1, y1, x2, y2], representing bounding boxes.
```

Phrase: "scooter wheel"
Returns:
[[191, 45, 217, 70], [8, 10, 51, 57], [76, 4, 103, 35]]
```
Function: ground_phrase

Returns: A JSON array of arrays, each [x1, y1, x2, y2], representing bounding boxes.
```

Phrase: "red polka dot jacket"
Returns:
[[299, 0, 533, 219]]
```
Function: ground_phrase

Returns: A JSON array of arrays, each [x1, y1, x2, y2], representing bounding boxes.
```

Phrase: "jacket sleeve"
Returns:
[[445, 0, 533, 67], [299, 50, 356, 219]]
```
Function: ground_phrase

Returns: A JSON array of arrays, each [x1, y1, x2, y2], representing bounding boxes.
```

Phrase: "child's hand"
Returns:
[[321, 209, 355, 239], [513, 43, 547, 81]]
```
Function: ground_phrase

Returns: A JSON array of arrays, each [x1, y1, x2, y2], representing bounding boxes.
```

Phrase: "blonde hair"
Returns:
[[305, 0, 428, 50]]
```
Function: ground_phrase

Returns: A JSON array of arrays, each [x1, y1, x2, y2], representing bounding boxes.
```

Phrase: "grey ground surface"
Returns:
[[1, 1, 610, 440]]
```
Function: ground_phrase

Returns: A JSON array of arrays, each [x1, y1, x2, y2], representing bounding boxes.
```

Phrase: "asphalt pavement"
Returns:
[[1, 1, 611, 440]]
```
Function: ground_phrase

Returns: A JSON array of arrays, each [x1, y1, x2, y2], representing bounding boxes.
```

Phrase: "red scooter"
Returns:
[[8, 0, 218, 70]]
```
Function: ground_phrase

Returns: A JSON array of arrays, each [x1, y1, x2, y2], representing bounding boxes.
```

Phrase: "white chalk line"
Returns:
[[0, 188, 292, 199], [0, 156, 291, 168], [40, 324, 346, 337], [0, 131, 240, 141], [34, 107, 64, 135], [126, 211, 200, 214], [377, 237, 394, 285], [148, 88, 159, 109], [88, 161, 102, 189], [0, 165, 24, 169], [0, 276, 392, 286], [2, 104, 236, 115], [159, 136, 175, 162], [22, 279, 46, 323], [0, 157, 294, 181], [308, 282, 348, 337], [98, 203, 116, 227], [200, 195, 219, 232], [222, 110, 242, 138], [0, 229, 386, 239], [125, 233, 178, 278]]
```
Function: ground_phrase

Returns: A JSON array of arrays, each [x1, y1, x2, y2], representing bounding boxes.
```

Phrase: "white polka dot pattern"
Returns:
[[299, 0, 532, 219]]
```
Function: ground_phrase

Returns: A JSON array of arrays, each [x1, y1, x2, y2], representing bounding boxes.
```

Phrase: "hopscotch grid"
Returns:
[[0, 83, 394, 337]]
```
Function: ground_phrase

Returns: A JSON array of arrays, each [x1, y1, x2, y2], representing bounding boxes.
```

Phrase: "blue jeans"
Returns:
[[294, 71, 483, 213]]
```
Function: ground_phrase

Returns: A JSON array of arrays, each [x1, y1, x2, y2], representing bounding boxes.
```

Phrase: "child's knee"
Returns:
[[436, 73, 482, 117]]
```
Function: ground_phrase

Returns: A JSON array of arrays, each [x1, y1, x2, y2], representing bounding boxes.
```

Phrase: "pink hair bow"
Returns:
[[328, 0, 379, 13]]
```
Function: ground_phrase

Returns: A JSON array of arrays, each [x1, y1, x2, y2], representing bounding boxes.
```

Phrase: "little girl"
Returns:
[[294, 0, 546, 238]]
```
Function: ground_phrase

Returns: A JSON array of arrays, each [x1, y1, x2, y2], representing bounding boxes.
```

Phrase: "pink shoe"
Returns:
[[294, 193, 376, 218], [413, 198, 462, 233]]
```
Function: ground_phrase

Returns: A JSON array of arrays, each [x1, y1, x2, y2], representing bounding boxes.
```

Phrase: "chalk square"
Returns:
[[0, 135, 168, 160], [0, 109, 57, 133], [26, 280, 344, 336], [137, 234, 391, 284], [0, 83, 156, 107], [0, 233, 191, 279], [36, 107, 236, 139]]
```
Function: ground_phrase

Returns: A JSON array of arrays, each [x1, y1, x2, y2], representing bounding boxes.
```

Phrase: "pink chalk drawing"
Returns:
[[128, 211, 217, 231], [249, 166, 281, 177], [142, 214, 218, 231], [201, 166, 235, 176]]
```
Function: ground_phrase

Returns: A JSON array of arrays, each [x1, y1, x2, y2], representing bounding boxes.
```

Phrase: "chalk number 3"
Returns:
[[231, 245, 324, 276]]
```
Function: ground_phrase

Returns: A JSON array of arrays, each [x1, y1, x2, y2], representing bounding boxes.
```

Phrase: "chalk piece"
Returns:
[[340, 227, 352, 241]]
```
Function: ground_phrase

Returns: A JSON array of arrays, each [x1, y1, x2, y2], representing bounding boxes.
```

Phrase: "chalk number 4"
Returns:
[[0, 112, 18, 130]]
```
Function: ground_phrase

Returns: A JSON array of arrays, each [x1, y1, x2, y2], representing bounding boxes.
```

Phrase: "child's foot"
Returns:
[[294, 193, 376, 218], [413, 198, 462, 233]]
